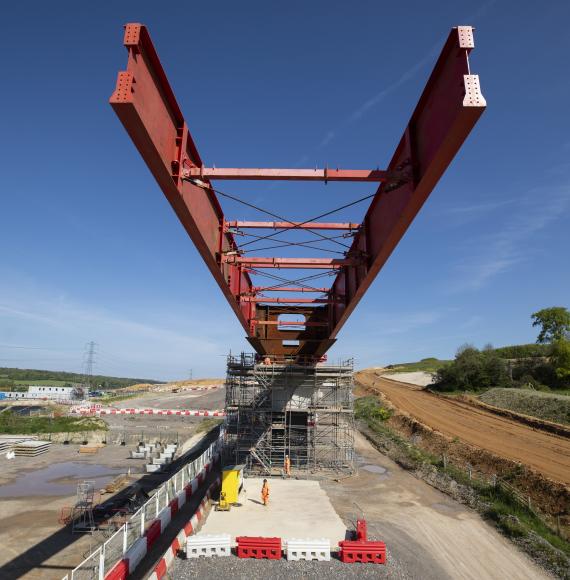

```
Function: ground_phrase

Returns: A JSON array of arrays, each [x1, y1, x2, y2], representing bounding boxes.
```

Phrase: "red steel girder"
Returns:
[[242, 297, 338, 304], [110, 23, 485, 358], [183, 167, 388, 182], [226, 221, 360, 231], [328, 25, 486, 340], [254, 320, 328, 327], [222, 256, 359, 269], [251, 286, 330, 293]]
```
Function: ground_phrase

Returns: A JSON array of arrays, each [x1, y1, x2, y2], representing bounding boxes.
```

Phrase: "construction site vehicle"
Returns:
[[216, 464, 245, 511]]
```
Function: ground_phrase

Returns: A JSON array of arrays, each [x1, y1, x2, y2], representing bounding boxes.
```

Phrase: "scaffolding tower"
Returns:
[[224, 353, 355, 476]]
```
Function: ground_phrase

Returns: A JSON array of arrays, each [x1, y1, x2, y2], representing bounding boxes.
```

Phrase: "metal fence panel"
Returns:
[[127, 510, 143, 549], [103, 526, 125, 574], [144, 497, 156, 528], [71, 547, 102, 580], [72, 438, 219, 580]]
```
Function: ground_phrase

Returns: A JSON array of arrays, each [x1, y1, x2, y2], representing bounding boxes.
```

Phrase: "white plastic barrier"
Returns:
[[146, 464, 160, 473], [126, 536, 147, 572], [158, 506, 171, 530], [286, 538, 331, 561], [186, 534, 231, 559]]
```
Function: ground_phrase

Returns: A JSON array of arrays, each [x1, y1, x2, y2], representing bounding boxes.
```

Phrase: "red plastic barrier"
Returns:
[[338, 540, 386, 564], [183, 521, 194, 536], [154, 557, 168, 579], [145, 520, 162, 549], [185, 485, 193, 501], [169, 498, 179, 517], [104, 558, 129, 580], [356, 519, 367, 541], [236, 536, 281, 559]]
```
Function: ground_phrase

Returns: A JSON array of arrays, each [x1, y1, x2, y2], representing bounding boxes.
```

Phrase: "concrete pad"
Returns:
[[199, 478, 346, 546]]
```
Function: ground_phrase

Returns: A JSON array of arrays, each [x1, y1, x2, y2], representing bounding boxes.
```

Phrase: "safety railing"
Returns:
[[68, 432, 222, 579]]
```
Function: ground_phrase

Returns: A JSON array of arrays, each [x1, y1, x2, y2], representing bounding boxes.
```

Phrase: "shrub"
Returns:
[[493, 344, 551, 359], [433, 345, 511, 392], [355, 397, 392, 421]]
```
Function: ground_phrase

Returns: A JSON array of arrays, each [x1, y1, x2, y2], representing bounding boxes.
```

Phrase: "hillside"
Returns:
[[384, 357, 451, 373], [0, 367, 160, 390]]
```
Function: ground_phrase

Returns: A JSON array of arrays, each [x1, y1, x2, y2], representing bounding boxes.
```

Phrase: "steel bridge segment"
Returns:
[[110, 23, 485, 360]]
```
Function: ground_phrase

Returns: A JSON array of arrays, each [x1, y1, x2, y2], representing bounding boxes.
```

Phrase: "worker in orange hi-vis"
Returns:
[[284, 454, 291, 477], [261, 479, 270, 506]]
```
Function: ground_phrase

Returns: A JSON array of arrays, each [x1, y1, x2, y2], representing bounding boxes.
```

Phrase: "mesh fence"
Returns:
[[127, 509, 143, 547], [71, 548, 101, 580], [103, 527, 125, 573], [144, 497, 157, 527], [70, 434, 222, 579]]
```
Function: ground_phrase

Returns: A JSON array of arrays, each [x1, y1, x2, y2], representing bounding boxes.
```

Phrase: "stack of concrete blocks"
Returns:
[[186, 534, 231, 559], [285, 538, 331, 561], [145, 443, 177, 472]]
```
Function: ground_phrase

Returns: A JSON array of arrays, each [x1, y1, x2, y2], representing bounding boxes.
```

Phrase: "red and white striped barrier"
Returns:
[[147, 477, 220, 580], [71, 407, 225, 417], [103, 461, 220, 580]]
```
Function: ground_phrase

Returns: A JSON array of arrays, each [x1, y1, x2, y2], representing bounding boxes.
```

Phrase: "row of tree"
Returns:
[[0, 367, 159, 390], [433, 307, 570, 392]]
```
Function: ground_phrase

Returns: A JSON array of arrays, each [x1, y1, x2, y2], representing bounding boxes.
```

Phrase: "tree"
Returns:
[[433, 344, 510, 392], [551, 339, 570, 383], [531, 307, 570, 344]]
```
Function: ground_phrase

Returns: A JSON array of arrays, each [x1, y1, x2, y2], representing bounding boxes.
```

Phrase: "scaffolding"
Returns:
[[224, 353, 355, 476]]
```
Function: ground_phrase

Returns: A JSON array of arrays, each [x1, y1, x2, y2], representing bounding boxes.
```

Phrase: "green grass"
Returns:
[[0, 412, 107, 434], [354, 396, 392, 421], [13, 379, 69, 387], [479, 388, 570, 425], [385, 357, 451, 373]]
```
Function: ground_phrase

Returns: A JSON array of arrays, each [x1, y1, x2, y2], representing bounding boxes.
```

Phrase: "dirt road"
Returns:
[[356, 371, 570, 485]]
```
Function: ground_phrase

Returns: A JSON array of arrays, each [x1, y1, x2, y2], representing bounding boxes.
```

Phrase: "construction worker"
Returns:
[[284, 454, 291, 477], [261, 478, 270, 506]]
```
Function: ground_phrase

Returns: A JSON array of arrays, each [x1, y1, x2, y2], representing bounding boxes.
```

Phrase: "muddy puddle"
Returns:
[[356, 454, 391, 479], [0, 462, 124, 497]]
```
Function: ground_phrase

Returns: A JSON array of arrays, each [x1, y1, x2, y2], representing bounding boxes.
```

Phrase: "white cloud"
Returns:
[[0, 284, 245, 380], [450, 184, 570, 291]]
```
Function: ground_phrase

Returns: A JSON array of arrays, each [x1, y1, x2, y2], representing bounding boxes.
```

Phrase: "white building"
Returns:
[[0, 386, 82, 401], [27, 386, 79, 400]]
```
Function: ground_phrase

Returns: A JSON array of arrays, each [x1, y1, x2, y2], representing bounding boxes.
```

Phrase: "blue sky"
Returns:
[[1, 1, 569, 380]]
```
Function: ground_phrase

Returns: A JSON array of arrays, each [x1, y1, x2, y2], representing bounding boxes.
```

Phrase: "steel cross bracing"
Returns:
[[110, 23, 486, 359]]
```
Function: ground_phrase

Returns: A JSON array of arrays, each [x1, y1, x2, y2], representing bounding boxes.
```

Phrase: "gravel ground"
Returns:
[[173, 547, 410, 579]]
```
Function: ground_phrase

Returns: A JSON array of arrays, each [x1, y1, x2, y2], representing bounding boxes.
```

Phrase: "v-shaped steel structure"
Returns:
[[110, 24, 485, 359]]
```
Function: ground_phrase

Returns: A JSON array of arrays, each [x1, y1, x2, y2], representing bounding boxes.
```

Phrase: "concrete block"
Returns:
[[186, 534, 231, 558], [286, 538, 331, 561]]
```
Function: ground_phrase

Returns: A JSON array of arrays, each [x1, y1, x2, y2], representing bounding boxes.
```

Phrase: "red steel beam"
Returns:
[[227, 221, 360, 231], [110, 24, 485, 359], [109, 23, 254, 334], [183, 167, 388, 182], [222, 256, 359, 269], [328, 26, 486, 339], [254, 320, 328, 327], [242, 297, 338, 304], [251, 287, 330, 293]]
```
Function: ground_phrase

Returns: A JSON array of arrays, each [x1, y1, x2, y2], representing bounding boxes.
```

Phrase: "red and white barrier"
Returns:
[[71, 407, 225, 417], [147, 477, 220, 580], [103, 461, 220, 580]]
